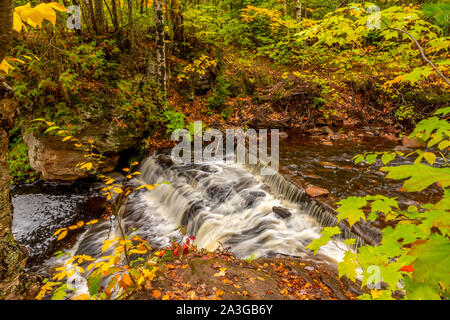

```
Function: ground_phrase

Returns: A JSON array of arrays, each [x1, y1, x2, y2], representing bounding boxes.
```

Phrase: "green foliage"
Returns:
[[7, 140, 38, 184], [421, 1, 450, 35], [163, 110, 186, 135], [307, 106, 450, 300], [208, 75, 231, 111], [306, 226, 341, 254]]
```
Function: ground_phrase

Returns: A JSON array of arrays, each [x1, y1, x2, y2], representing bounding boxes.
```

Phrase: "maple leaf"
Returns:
[[306, 226, 341, 254], [408, 234, 450, 290], [336, 196, 368, 226], [120, 273, 133, 290]]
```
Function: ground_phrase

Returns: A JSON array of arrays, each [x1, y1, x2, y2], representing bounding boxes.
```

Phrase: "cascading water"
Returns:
[[36, 148, 363, 296]]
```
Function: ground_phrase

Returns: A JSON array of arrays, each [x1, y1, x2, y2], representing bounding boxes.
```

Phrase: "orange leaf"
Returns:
[[222, 278, 233, 285], [120, 273, 133, 290], [152, 289, 162, 299], [215, 289, 224, 297]]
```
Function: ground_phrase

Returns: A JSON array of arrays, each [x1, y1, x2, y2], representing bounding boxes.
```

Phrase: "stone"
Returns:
[[307, 128, 321, 136], [320, 161, 338, 169], [279, 132, 288, 139], [321, 126, 334, 136], [305, 185, 329, 198], [272, 206, 292, 219], [402, 135, 426, 148], [330, 134, 343, 141], [24, 131, 118, 181]]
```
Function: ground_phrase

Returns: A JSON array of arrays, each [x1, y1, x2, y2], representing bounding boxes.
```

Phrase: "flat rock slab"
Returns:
[[305, 185, 330, 198], [131, 251, 362, 300]]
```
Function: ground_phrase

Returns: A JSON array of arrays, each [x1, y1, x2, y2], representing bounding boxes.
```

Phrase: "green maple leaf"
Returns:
[[338, 251, 358, 281], [404, 278, 442, 300], [408, 234, 450, 291], [306, 226, 341, 255], [357, 245, 388, 267], [336, 196, 367, 226], [381, 164, 450, 192], [380, 263, 403, 290]]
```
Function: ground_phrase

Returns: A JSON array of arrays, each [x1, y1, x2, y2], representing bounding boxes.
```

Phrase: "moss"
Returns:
[[7, 140, 38, 184]]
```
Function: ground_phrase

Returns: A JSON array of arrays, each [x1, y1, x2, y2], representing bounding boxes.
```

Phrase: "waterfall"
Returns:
[[40, 149, 361, 296]]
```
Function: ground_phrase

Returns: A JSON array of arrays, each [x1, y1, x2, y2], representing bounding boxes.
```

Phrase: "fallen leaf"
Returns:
[[152, 290, 162, 299]]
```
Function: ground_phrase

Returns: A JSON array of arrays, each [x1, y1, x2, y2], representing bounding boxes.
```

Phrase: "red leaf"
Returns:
[[399, 265, 414, 273], [182, 243, 189, 255]]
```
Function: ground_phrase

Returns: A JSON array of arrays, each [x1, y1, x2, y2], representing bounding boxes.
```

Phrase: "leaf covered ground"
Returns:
[[131, 250, 361, 301]]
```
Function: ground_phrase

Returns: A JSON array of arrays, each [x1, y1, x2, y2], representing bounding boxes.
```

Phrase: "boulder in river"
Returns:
[[402, 135, 425, 148], [272, 206, 292, 219], [321, 126, 334, 136]]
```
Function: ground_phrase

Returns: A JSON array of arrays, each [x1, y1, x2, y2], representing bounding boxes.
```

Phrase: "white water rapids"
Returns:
[[38, 150, 362, 296]]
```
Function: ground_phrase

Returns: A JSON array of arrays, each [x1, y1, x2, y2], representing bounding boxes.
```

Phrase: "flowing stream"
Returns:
[[11, 132, 431, 295]]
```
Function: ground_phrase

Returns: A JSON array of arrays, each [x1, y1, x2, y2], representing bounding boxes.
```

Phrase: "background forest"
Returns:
[[0, 0, 448, 301]]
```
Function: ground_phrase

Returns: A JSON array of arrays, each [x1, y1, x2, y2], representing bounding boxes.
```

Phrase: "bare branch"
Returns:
[[391, 27, 450, 86]]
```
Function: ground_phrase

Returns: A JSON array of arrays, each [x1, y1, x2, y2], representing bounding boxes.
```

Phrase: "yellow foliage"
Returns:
[[1, 2, 66, 74], [0, 59, 14, 74]]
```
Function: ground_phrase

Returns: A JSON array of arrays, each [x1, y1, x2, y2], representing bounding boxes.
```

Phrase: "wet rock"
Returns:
[[330, 134, 343, 141], [286, 164, 298, 170], [381, 134, 399, 142], [156, 154, 175, 169], [272, 206, 292, 219], [307, 128, 321, 136], [321, 126, 334, 136], [402, 135, 425, 148], [320, 161, 338, 169], [321, 140, 333, 146], [302, 173, 321, 179], [305, 185, 329, 198], [240, 190, 266, 208], [279, 132, 288, 139]]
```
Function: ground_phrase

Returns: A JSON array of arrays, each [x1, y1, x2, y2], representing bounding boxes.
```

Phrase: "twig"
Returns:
[[389, 27, 450, 86]]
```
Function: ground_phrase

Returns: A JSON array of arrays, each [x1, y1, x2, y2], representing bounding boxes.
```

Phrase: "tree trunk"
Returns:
[[110, 0, 119, 32], [170, 0, 185, 55], [87, 0, 98, 34], [127, 0, 134, 47], [0, 0, 28, 300], [93, 0, 105, 32], [0, 0, 13, 64], [295, 0, 302, 22], [154, 0, 167, 96]]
